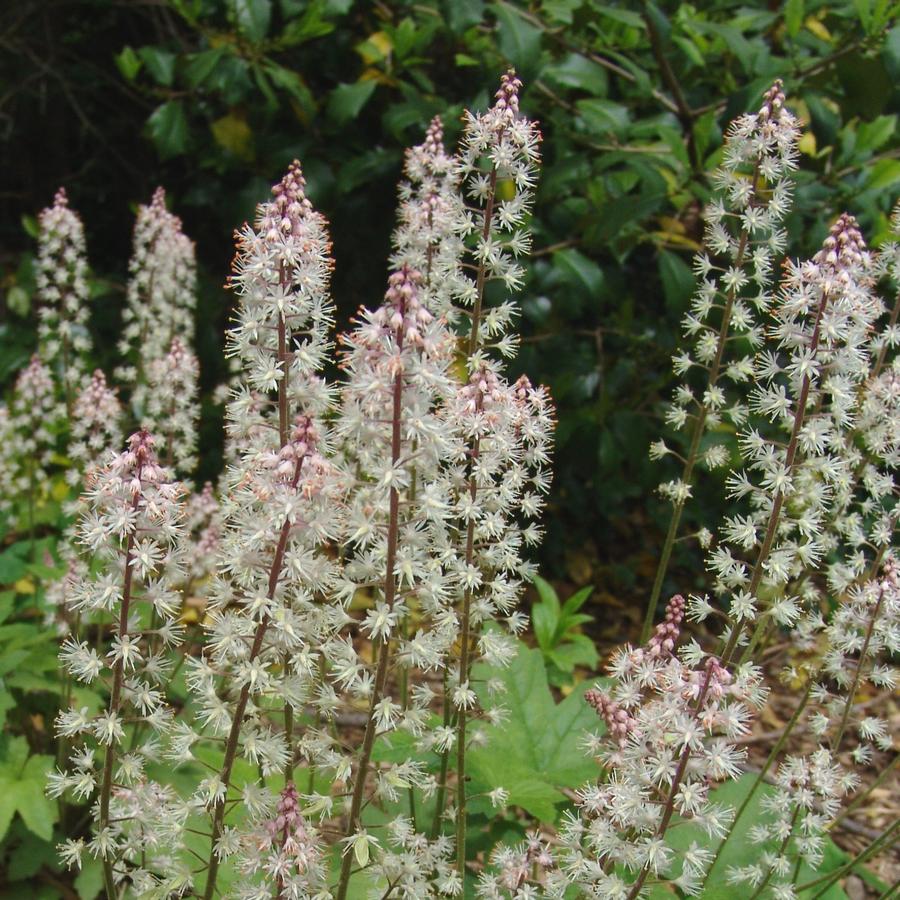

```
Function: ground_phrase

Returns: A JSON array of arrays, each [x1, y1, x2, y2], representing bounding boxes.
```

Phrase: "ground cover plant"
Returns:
[[1, 4, 899, 900]]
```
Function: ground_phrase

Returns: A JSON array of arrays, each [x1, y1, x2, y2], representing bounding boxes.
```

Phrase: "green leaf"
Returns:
[[114, 45, 142, 81], [210, 111, 255, 160], [856, 114, 896, 153], [138, 46, 176, 86], [541, 0, 581, 25], [327, 80, 377, 125], [0, 543, 29, 584], [75, 856, 104, 899], [233, 0, 272, 42], [658, 249, 695, 313], [553, 248, 605, 297], [547, 635, 599, 673], [561, 585, 593, 616], [576, 98, 629, 136], [0, 737, 57, 841], [492, 2, 542, 73], [469, 646, 600, 821], [277, 0, 335, 47], [185, 47, 227, 87], [531, 600, 557, 652], [265, 63, 316, 117], [785, 0, 804, 37], [865, 159, 900, 192], [147, 101, 189, 159], [595, 4, 644, 28], [544, 54, 608, 95]]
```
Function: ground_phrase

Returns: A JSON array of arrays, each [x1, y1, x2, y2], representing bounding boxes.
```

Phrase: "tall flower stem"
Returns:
[[202, 457, 304, 900], [720, 279, 831, 666], [431, 670, 452, 840], [453, 151, 497, 878], [455, 437, 481, 878], [641, 166, 760, 643], [797, 819, 900, 897], [702, 678, 814, 888], [336, 338, 405, 900], [832, 582, 887, 751], [625, 661, 716, 900], [99, 489, 140, 900]]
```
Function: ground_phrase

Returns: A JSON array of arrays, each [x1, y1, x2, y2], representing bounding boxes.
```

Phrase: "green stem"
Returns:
[[641, 165, 760, 643], [336, 345, 405, 900], [702, 678, 813, 887], [798, 819, 900, 897], [832, 582, 886, 751], [721, 278, 831, 665], [100, 489, 141, 900]]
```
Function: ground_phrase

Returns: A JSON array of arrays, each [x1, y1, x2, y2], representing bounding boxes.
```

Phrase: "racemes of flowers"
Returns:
[[118, 186, 198, 405], [35, 70, 900, 900], [144, 336, 201, 475], [644, 80, 801, 640], [551, 595, 766, 898], [36, 187, 93, 408], [48, 428, 190, 896]]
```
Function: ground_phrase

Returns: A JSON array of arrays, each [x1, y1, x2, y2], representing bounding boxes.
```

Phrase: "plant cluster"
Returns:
[[0, 66, 898, 900]]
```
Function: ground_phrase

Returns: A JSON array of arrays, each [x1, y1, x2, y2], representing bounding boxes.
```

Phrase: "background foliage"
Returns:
[[1, 2, 899, 896]]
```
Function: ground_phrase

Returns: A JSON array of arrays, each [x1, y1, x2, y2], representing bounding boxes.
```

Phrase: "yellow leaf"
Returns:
[[804, 16, 832, 42], [496, 178, 517, 202], [14, 577, 35, 594], [798, 130, 817, 157], [52, 479, 72, 501], [356, 31, 393, 64], [210, 111, 254, 161]]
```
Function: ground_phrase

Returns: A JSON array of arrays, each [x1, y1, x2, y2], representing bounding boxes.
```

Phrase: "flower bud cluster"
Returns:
[[36, 187, 92, 402], [560, 596, 766, 896]]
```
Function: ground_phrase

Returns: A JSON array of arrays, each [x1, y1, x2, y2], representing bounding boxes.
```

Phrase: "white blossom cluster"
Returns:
[[0, 354, 66, 509], [655, 80, 800, 504], [727, 748, 854, 896], [36, 187, 92, 405], [456, 70, 541, 361], [118, 186, 198, 404], [558, 595, 766, 897], [391, 115, 469, 318], [704, 213, 885, 637], [49, 428, 191, 893], [144, 336, 201, 474]]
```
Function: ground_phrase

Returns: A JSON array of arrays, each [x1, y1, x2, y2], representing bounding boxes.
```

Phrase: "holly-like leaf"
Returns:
[[233, 0, 271, 43], [147, 101, 189, 159], [327, 80, 377, 125], [469, 645, 600, 821]]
